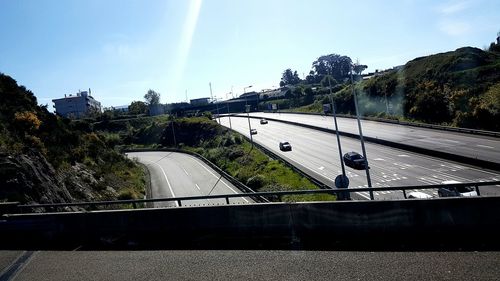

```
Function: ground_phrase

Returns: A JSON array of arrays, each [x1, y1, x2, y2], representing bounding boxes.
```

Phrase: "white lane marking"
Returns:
[[151, 162, 179, 207], [195, 184, 201, 190], [477, 144, 494, 149], [398, 154, 410, 157], [318, 166, 325, 170], [374, 158, 385, 161], [194, 160, 250, 203], [182, 167, 189, 176]]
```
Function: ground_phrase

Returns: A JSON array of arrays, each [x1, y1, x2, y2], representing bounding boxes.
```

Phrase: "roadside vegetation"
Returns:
[[259, 41, 500, 131], [0, 73, 145, 204]]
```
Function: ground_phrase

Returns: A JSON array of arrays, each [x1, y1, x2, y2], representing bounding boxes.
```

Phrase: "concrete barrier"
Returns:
[[1, 196, 500, 250]]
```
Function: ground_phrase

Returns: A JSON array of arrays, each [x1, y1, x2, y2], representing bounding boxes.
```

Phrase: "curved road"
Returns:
[[127, 151, 251, 207], [220, 116, 500, 200], [243, 112, 500, 165]]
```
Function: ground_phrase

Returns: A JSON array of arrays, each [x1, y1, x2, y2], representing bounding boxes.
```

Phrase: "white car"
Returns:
[[407, 191, 433, 199]]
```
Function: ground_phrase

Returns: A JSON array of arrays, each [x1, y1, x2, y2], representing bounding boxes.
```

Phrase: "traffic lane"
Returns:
[[11, 251, 500, 281], [221, 117, 500, 199], [165, 152, 251, 205], [127, 152, 178, 208], [241, 117, 500, 198], [247, 112, 500, 164], [223, 117, 395, 200], [127, 152, 250, 207], [226, 117, 423, 200]]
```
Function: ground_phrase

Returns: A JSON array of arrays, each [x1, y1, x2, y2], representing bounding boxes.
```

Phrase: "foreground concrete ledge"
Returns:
[[1, 196, 500, 250]]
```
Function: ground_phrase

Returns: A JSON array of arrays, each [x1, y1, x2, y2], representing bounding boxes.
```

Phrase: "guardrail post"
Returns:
[[475, 185, 481, 196], [402, 189, 407, 199], [133, 202, 137, 209], [177, 200, 182, 206], [225, 197, 230, 205]]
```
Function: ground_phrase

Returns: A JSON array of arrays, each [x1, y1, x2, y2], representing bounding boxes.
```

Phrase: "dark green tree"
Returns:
[[144, 89, 161, 105], [128, 101, 148, 115], [312, 54, 352, 80], [280, 69, 301, 86]]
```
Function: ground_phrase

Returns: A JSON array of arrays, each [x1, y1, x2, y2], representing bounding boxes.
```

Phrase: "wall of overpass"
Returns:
[[1, 196, 500, 250]]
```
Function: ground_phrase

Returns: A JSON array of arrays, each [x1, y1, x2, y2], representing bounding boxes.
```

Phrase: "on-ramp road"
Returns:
[[127, 151, 251, 207]]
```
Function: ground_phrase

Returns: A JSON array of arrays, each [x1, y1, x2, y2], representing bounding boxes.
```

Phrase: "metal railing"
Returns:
[[5, 181, 499, 214]]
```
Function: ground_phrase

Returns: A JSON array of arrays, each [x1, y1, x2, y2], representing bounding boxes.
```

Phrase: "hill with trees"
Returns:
[[269, 44, 500, 131], [0, 73, 145, 204]]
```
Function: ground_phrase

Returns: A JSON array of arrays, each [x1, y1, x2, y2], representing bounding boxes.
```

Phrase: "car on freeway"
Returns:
[[438, 180, 478, 197], [260, 119, 268, 124], [407, 191, 433, 199], [279, 141, 292, 151], [343, 151, 368, 170], [250, 129, 257, 135]]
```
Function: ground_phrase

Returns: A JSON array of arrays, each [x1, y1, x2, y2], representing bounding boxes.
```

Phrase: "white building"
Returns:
[[52, 89, 102, 119]]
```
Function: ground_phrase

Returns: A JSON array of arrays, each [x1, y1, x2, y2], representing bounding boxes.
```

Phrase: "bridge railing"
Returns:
[[3, 181, 499, 214]]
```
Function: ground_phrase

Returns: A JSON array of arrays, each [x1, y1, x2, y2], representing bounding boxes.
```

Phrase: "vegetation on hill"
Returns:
[[0, 73, 145, 204], [271, 46, 500, 131]]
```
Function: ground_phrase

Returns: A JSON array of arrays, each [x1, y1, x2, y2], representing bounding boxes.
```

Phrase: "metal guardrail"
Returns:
[[6, 181, 499, 214], [260, 111, 500, 138]]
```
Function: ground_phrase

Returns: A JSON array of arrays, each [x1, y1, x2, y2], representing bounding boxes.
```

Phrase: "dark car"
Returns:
[[343, 152, 368, 170], [260, 119, 268, 124], [438, 181, 477, 197], [279, 141, 292, 151], [250, 129, 257, 135]]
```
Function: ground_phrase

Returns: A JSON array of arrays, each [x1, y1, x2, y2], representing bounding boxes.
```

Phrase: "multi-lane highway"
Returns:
[[219, 116, 500, 200], [241, 112, 500, 165], [126, 151, 251, 207]]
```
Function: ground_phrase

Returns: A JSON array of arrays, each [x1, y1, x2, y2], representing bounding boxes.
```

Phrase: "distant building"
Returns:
[[190, 97, 211, 106], [52, 89, 101, 119]]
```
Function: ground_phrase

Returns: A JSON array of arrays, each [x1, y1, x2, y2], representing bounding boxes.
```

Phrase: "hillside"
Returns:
[[0, 73, 145, 204], [359, 47, 500, 130]]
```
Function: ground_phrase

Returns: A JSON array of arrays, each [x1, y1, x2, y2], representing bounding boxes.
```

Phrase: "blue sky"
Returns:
[[0, 0, 499, 109]]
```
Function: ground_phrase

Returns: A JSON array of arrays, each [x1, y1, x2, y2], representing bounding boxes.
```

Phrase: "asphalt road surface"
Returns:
[[243, 112, 500, 165], [126, 151, 250, 207], [1, 250, 499, 280], [220, 116, 500, 200]]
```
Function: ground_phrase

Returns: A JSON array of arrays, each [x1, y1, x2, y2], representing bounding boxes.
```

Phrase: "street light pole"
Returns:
[[243, 85, 254, 146], [351, 67, 373, 200], [329, 79, 347, 181], [209, 82, 220, 124], [226, 100, 232, 129]]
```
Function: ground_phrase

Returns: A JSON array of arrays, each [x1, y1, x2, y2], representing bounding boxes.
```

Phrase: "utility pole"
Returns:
[[351, 67, 373, 200]]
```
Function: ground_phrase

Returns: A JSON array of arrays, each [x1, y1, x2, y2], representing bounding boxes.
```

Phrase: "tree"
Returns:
[[320, 75, 338, 88], [312, 54, 352, 81], [144, 89, 160, 105], [129, 101, 147, 115], [353, 63, 368, 76], [280, 68, 301, 86], [305, 70, 317, 84]]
